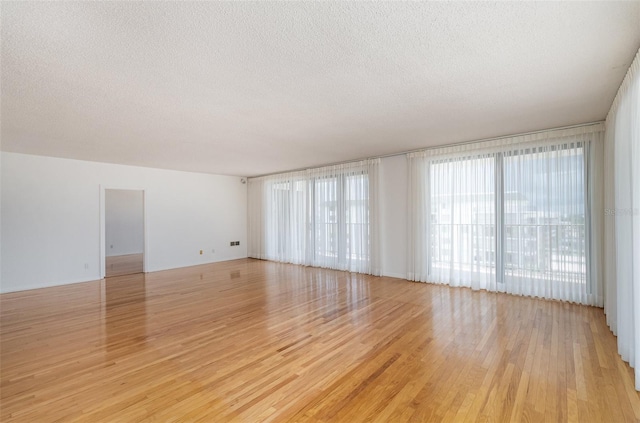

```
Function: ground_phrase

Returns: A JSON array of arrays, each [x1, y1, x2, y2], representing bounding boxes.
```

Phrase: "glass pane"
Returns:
[[429, 156, 496, 284], [502, 145, 586, 285], [314, 176, 339, 260], [345, 174, 369, 261]]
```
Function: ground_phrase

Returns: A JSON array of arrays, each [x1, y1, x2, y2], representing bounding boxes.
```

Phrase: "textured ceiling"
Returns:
[[2, 2, 639, 177]]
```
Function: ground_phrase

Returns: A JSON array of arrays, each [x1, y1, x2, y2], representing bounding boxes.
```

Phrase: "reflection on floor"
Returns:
[[1, 258, 639, 421], [105, 253, 143, 277]]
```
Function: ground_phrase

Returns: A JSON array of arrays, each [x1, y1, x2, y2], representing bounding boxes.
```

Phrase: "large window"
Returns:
[[502, 146, 587, 297], [313, 173, 370, 265], [248, 160, 380, 275], [429, 155, 496, 287], [408, 128, 602, 305]]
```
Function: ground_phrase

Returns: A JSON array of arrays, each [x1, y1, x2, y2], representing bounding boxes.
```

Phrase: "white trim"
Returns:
[[249, 122, 603, 179], [100, 185, 148, 278], [606, 47, 640, 123], [407, 122, 604, 159], [0, 277, 100, 294], [381, 271, 406, 279]]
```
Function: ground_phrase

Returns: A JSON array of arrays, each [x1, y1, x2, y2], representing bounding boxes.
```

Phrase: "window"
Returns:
[[502, 145, 587, 294], [408, 129, 599, 305], [248, 160, 380, 275], [312, 172, 370, 269], [429, 156, 496, 286]]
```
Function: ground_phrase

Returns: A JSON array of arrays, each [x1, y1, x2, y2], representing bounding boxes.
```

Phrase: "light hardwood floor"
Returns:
[[105, 253, 144, 277], [1, 259, 639, 422]]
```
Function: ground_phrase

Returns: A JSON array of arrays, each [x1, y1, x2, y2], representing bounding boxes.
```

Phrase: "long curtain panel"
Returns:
[[407, 124, 604, 307], [408, 152, 497, 291], [247, 160, 380, 275], [501, 140, 602, 305], [604, 48, 640, 390]]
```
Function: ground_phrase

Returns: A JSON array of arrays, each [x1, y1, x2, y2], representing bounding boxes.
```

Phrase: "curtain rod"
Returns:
[[249, 120, 604, 179]]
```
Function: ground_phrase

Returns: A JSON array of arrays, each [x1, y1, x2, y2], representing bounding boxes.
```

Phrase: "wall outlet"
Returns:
[[230, 241, 234, 246], [199, 250, 203, 255]]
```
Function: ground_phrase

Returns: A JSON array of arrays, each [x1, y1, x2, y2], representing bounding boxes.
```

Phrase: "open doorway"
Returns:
[[104, 189, 144, 277]]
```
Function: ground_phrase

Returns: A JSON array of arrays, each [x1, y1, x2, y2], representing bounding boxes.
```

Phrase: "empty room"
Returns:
[[1, 1, 640, 422]]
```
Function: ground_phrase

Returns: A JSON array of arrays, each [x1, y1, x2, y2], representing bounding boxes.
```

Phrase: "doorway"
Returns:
[[104, 189, 145, 277]]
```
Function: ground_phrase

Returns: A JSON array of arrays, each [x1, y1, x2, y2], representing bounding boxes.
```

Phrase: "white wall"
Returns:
[[0, 152, 3, 286], [1, 153, 247, 293], [105, 189, 144, 257], [379, 155, 408, 279]]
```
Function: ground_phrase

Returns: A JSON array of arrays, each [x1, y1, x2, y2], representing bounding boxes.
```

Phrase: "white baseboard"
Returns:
[[381, 271, 406, 280], [0, 276, 99, 294]]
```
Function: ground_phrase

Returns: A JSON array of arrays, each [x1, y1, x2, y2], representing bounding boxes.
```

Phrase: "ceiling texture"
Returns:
[[2, 2, 639, 177]]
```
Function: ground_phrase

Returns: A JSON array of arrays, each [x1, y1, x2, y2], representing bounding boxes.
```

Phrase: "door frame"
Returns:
[[99, 185, 148, 279]]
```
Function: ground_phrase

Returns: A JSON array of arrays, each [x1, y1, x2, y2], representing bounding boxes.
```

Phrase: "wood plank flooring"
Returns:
[[1, 258, 639, 422], [105, 253, 144, 277]]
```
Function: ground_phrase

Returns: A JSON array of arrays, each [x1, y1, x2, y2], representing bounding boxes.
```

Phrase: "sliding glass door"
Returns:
[[312, 172, 371, 272], [253, 160, 379, 275], [424, 142, 588, 302], [313, 175, 340, 264], [502, 144, 587, 300], [429, 155, 497, 290]]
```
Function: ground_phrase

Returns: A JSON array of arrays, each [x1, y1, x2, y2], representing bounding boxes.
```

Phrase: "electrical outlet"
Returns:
[[230, 241, 234, 246], [199, 250, 203, 255]]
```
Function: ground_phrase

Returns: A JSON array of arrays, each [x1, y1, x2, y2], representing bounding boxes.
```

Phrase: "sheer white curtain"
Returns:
[[408, 151, 497, 291], [501, 138, 603, 304], [604, 48, 640, 390], [247, 160, 380, 275], [408, 124, 604, 306], [248, 171, 309, 264], [247, 177, 265, 259], [266, 171, 309, 265]]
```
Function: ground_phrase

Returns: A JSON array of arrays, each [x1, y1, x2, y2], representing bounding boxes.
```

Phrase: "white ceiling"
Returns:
[[2, 2, 639, 177]]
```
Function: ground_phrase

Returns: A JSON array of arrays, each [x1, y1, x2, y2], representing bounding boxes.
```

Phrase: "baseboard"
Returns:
[[381, 271, 406, 280], [0, 276, 100, 294], [0, 256, 251, 294], [145, 256, 249, 273]]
